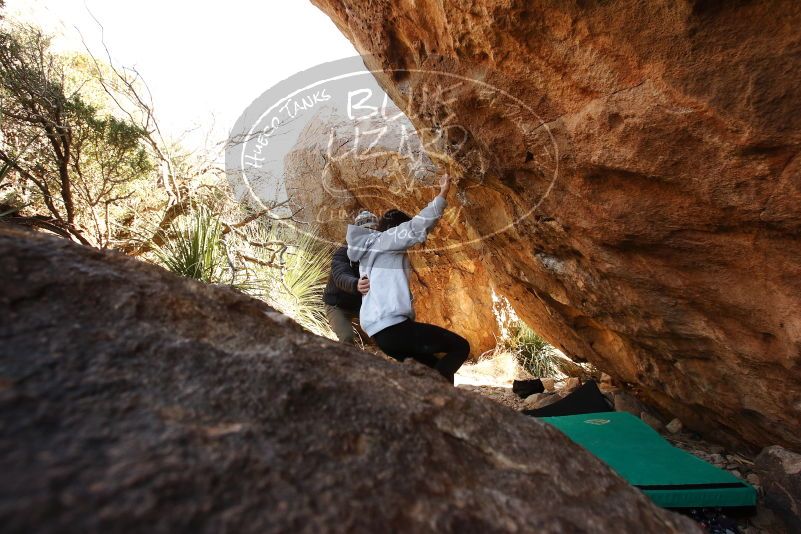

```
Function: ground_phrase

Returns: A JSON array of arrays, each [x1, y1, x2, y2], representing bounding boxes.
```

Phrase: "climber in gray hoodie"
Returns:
[[346, 175, 470, 383]]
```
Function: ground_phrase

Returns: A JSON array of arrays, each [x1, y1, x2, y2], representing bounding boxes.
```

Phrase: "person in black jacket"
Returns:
[[323, 211, 377, 343]]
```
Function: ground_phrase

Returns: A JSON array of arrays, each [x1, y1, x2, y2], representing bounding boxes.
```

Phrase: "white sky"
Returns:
[[5, 0, 360, 149]]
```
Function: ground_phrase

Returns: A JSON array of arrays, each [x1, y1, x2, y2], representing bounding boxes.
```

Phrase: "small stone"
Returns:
[[746, 473, 760, 486], [523, 393, 545, 408], [600, 372, 613, 384], [561, 377, 580, 393], [523, 392, 560, 410], [598, 383, 619, 394], [541, 378, 555, 392], [640, 411, 663, 431], [729, 469, 742, 479], [613, 391, 646, 416], [666, 418, 683, 434], [710, 453, 724, 466]]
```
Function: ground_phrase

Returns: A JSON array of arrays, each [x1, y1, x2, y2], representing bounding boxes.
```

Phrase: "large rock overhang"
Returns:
[[310, 0, 801, 450]]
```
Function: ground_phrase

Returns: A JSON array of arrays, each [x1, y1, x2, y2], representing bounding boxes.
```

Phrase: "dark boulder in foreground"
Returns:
[[0, 227, 696, 533]]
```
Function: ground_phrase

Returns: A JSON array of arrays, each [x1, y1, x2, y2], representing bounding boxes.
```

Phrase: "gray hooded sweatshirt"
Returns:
[[346, 195, 446, 337]]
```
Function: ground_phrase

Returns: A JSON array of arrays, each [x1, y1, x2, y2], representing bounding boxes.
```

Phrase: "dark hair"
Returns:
[[377, 209, 411, 231]]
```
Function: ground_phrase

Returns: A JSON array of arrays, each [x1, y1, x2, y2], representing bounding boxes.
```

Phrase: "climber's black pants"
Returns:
[[372, 320, 470, 384]]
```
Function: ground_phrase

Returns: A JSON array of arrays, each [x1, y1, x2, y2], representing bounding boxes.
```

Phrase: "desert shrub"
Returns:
[[151, 204, 226, 283], [227, 222, 336, 339], [501, 321, 561, 378]]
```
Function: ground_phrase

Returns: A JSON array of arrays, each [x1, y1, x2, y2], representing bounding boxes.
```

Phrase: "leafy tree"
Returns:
[[0, 11, 333, 340], [0, 21, 155, 246]]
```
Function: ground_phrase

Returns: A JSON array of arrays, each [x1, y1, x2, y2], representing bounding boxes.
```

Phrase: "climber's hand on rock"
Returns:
[[357, 276, 370, 295], [439, 174, 451, 198]]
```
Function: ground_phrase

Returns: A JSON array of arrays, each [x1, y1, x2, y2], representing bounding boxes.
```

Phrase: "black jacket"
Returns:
[[322, 246, 362, 311]]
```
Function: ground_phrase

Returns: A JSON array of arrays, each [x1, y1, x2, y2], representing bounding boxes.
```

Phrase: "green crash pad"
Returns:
[[542, 411, 757, 508]]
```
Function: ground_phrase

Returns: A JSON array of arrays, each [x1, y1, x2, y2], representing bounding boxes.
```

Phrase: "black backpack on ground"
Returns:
[[512, 378, 545, 398], [521, 380, 613, 418]]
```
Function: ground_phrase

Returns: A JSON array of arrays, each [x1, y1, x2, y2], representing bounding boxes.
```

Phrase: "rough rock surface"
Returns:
[[0, 227, 696, 533], [310, 0, 801, 449], [755, 446, 801, 532], [285, 107, 499, 355]]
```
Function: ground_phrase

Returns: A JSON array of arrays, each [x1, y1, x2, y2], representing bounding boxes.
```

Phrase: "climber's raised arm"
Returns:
[[372, 174, 450, 252]]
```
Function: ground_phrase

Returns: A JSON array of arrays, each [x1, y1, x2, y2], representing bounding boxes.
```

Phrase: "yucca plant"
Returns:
[[503, 321, 560, 378], [234, 222, 335, 339], [278, 229, 336, 337], [151, 204, 226, 283]]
